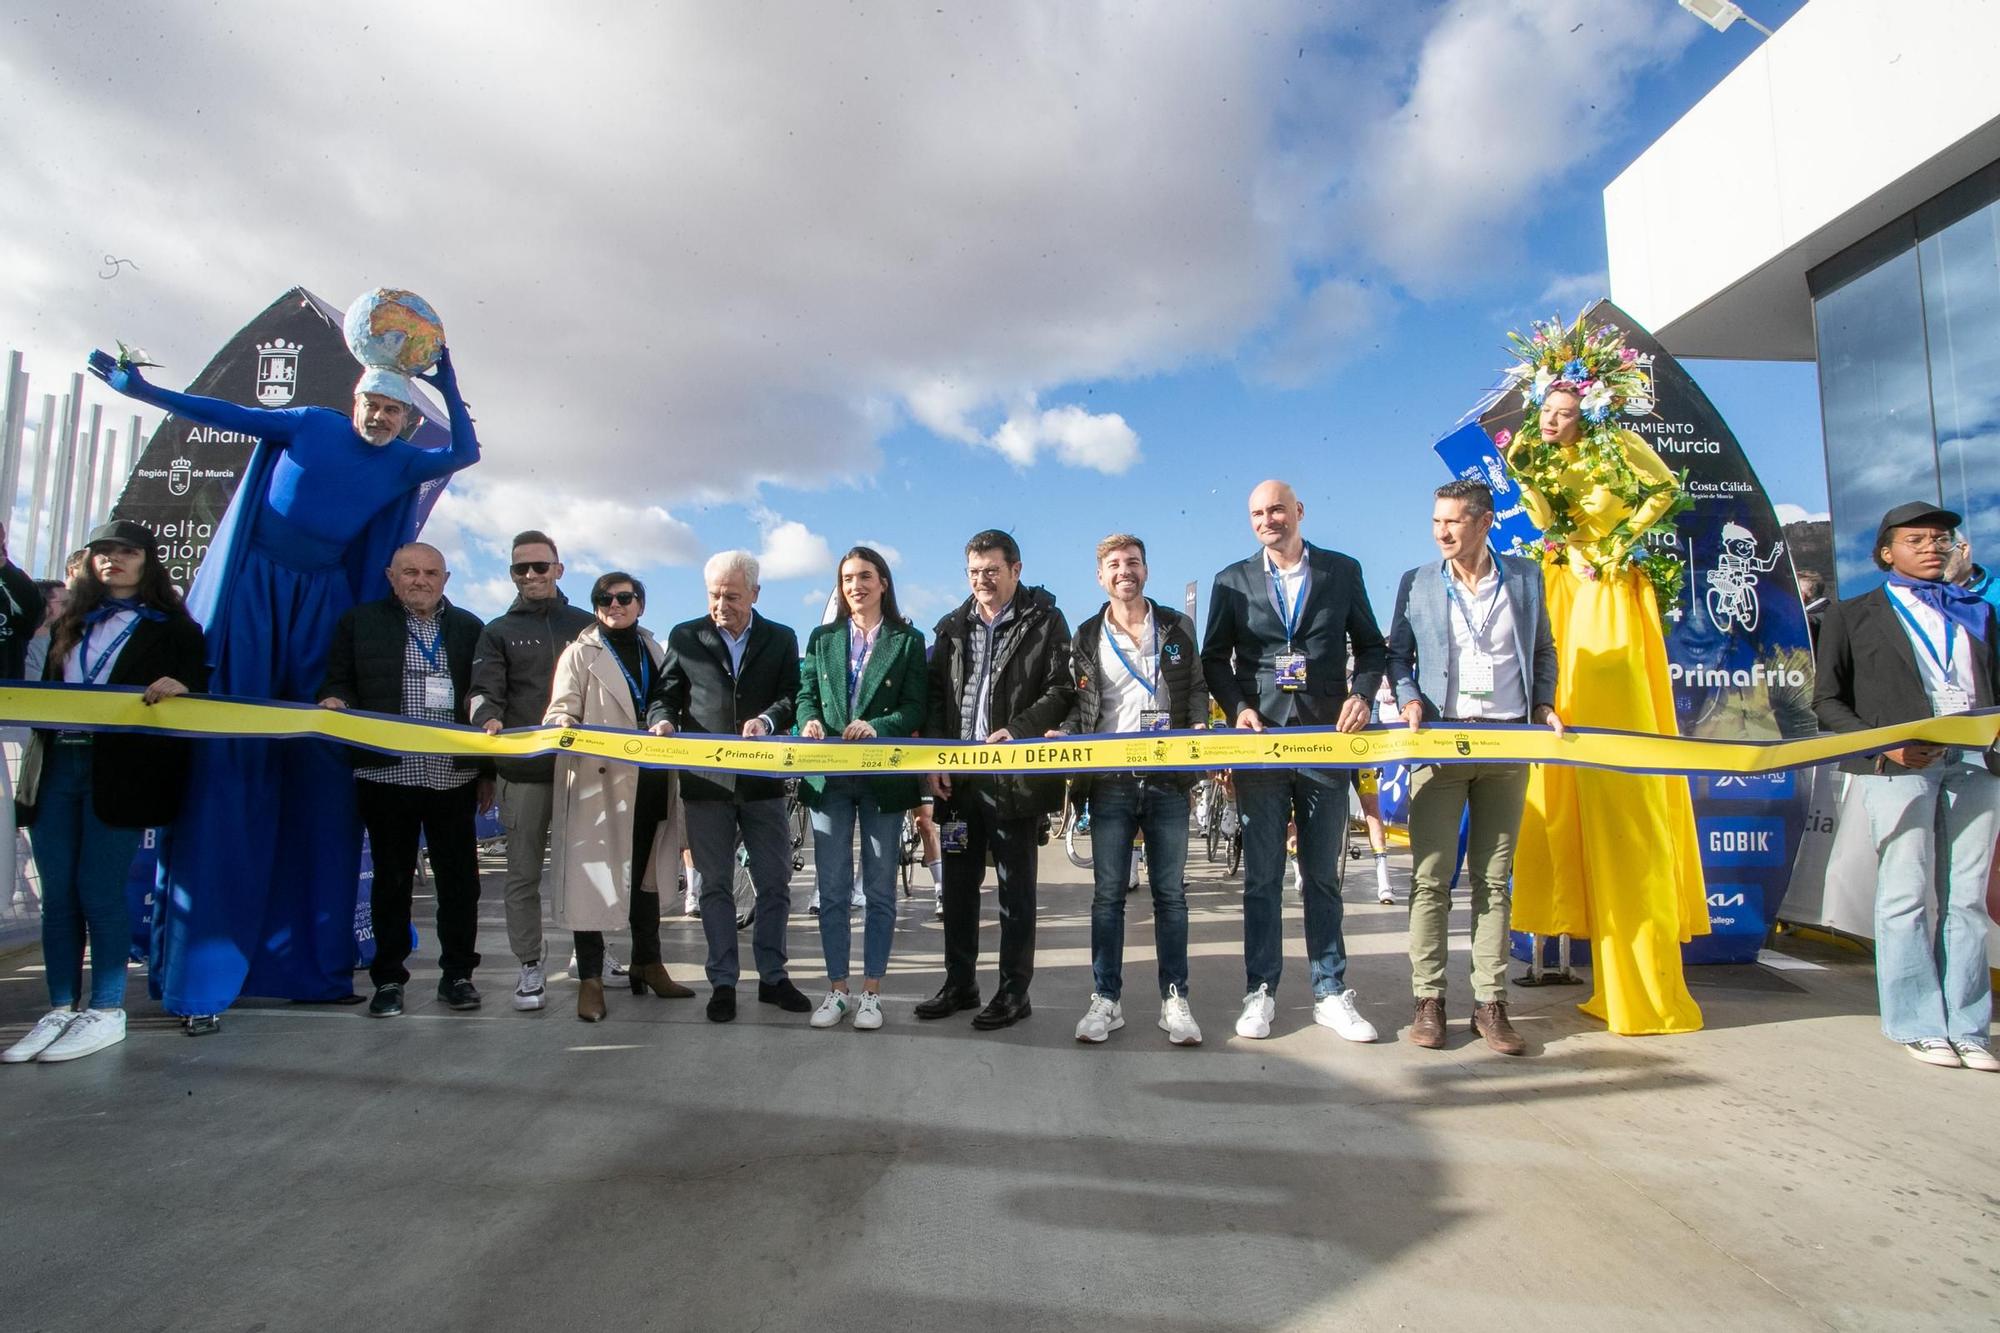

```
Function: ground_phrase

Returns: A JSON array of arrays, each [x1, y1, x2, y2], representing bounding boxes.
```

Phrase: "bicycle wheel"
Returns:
[[732, 839, 756, 929], [1065, 805, 1093, 869], [1226, 829, 1242, 876]]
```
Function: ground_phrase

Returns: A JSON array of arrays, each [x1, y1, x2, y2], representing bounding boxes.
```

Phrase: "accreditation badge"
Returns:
[[1934, 684, 1972, 716], [1274, 652, 1307, 692], [1139, 709, 1170, 733], [424, 675, 455, 710], [941, 820, 970, 853], [1459, 652, 1496, 697]]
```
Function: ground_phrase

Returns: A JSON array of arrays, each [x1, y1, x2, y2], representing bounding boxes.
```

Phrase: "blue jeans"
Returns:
[[1235, 767, 1348, 998], [26, 743, 144, 1010], [1088, 777, 1191, 1001], [811, 779, 903, 983], [1857, 762, 2000, 1043]]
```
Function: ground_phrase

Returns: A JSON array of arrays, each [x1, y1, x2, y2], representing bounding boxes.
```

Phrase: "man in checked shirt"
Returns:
[[319, 542, 493, 1017]]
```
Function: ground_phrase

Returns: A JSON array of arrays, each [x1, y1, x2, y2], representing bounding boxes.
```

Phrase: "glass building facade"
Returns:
[[1811, 159, 2000, 594]]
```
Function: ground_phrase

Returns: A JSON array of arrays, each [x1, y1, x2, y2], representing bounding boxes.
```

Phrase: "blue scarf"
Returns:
[[1886, 573, 1989, 644], [85, 596, 168, 626]]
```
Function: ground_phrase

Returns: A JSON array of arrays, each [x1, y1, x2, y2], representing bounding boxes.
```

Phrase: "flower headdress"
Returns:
[[1504, 311, 1653, 425]]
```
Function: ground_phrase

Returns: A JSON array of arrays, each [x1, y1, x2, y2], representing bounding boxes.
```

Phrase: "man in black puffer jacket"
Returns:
[[318, 542, 490, 1018], [466, 529, 595, 1010], [918, 529, 1074, 1031]]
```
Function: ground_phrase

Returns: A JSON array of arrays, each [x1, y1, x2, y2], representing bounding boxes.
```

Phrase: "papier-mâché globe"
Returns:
[[342, 289, 445, 374]]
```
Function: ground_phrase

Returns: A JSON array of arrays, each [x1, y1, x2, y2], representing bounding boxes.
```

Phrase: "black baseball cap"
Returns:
[[1872, 501, 1961, 569], [85, 519, 159, 553]]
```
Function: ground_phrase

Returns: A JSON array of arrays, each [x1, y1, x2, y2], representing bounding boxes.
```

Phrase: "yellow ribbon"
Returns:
[[3, 685, 1995, 778]]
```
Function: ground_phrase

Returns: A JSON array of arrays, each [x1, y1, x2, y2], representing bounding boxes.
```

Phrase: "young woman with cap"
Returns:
[[3, 520, 207, 1064]]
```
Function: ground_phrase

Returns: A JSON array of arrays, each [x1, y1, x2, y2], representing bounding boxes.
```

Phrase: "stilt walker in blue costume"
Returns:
[[86, 292, 479, 1031]]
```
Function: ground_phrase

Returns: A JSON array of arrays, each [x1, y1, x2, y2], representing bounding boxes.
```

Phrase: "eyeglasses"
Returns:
[[510, 560, 553, 576], [1895, 534, 1961, 552], [592, 591, 639, 607], [966, 568, 1007, 583]]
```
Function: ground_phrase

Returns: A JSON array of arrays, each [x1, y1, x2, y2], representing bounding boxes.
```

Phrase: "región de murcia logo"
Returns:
[[168, 456, 193, 497]]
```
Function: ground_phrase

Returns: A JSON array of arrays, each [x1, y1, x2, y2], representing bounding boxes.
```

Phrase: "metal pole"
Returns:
[[0, 352, 24, 535], [91, 428, 118, 530], [47, 389, 80, 576], [24, 395, 55, 577], [73, 404, 103, 543]]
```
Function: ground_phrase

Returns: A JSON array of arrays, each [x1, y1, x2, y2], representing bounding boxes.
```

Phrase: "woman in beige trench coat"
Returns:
[[544, 571, 693, 1021]]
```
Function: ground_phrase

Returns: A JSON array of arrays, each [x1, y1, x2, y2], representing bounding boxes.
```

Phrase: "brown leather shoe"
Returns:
[[1471, 1000, 1525, 1056], [1410, 996, 1446, 1049], [631, 963, 695, 999], [577, 978, 607, 1023]]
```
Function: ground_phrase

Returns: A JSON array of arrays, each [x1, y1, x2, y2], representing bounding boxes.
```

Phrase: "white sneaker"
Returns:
[[37, 1008, 126, 1062], [849, 889, 865, 909], [1951, 1040, 1999, 1072], [1314, 989, 1378, 1042], [1906, 1038, 1963, 1067], [810, 990, 852, 1029], [808, 890, 822, 917], [1374, 858, 1395, 905], [3, 1008, 77, 1063], [1159, 986, 1202, 1046], [1074, 994, 1124, 1043], [854, 992, 883, 1030], [513, 961, 546, 1011], [1235, 984, 1275, 1039], [932, 888, 943, 919]]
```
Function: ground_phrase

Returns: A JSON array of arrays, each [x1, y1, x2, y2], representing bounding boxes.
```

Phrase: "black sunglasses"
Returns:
[[593, 591, 639, 607], [510, 560, 553, 576]]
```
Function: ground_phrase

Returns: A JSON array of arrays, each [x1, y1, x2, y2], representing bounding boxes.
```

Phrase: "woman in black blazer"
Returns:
[[2, 521, 207, 1065]]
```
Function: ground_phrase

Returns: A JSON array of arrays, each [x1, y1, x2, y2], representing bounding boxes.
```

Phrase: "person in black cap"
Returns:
[[3, 520, 207, 1065], [1814, 501, 2000, 1073]]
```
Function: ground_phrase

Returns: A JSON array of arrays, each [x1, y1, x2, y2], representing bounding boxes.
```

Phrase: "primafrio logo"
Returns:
[[255, 338, 302, 406], [168, 456, 193, 497]]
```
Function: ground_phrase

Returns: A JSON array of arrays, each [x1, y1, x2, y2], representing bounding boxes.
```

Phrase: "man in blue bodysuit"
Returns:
[[87, 346, 480, 1031]]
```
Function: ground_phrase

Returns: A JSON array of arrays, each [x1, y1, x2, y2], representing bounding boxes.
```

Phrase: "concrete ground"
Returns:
[[1, 838, 1995, 1333]]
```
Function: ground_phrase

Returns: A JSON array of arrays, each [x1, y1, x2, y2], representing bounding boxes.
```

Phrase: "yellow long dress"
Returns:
[[1507, 428, 1709, 1035]]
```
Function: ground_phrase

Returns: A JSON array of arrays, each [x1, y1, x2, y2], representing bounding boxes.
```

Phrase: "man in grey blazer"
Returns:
[[1202, 479, 1387, 1044], [1385, 479, 1561, 1055]]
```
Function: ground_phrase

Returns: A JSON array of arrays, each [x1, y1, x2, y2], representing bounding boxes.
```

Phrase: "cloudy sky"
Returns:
[[2, 0, 1820, 626]]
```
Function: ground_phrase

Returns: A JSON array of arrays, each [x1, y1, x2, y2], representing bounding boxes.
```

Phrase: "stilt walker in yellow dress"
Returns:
[[1497, 313, 1709, 1035]]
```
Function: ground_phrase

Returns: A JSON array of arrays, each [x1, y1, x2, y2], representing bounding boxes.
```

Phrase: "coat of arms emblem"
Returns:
[[255, 338, 301, 406]]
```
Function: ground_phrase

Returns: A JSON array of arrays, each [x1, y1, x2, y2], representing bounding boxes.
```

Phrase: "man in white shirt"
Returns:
[[1385, 480, 1561, 1054]]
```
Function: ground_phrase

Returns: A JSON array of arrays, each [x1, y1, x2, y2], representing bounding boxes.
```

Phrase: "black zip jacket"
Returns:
[[1062, 599, 1208, 794], [316, 595, 490, 776], [926, 584, 1075, 819], [468, 589, 596, 782]]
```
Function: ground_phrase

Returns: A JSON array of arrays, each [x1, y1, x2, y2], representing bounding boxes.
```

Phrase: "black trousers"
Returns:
[[939, 785, 1040, 998], [574, 767, 671, 981], [358, 777, 483, 988]]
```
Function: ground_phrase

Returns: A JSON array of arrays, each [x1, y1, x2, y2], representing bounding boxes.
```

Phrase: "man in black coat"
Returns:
[[917, 529, 1075, 1031], [0, 523, 47, 683], [1813, 501, 2000, 1072], [647, 550, 805, 1023], [318, 542, 491, 1018], [1203, 479, 1387, 1046], [466, 529, 595, 1011]]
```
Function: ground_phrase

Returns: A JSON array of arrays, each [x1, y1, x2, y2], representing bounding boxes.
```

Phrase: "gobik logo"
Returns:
[[1699, 817, 1787, 867]]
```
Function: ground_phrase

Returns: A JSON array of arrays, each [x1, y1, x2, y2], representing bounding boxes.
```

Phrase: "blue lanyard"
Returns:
[[847, 621, 880, 709], [1888, 593, 1957, 675], [1266, 553, 1306, 644], [80, 616, 140, 684], [1102, 615, 1159, 698], [410, 619, 446, 675], [1442, 563, 1504, 640], [610, 646, 651, 715]]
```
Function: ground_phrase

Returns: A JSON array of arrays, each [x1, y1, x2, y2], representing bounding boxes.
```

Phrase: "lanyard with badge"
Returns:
[[848, 621, 880, 713], [1443, 563, 1504, 698], [1889, 594, 1971, 715], [79, 617, 140, 685], [411, 621, 455, 711], [1268, 555, 1307, 692], [610, 646, 651, 720], [1105, 616, 1170, 731]]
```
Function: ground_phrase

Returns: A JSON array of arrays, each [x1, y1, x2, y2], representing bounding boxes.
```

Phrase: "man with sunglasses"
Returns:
[[468, 530, 596, 1011], [1816, 501, 2000, 1073]]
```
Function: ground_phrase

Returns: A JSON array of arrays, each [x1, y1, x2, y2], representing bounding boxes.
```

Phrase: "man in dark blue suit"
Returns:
[[1202, 479, 1387, 1045]]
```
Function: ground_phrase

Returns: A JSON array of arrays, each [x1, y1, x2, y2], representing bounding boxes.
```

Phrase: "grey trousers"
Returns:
[[1406, 761, 1528, 1003], [685, 797, 794, 988], [496, 777, 555, 965]]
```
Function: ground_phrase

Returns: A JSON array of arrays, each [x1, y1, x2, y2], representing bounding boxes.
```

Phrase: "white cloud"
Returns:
[[1537, 271, 1611, 315], [987, 401, 1141, 474], [1251, 277, 1392, 389], [431, 479, 702, 577], [750, 509, 834, 581], [1773, 503, 1830, 526], [855, 540, 903, 568]]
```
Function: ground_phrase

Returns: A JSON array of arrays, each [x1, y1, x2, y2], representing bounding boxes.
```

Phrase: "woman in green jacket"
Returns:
[[795, 546, 928, 1030]]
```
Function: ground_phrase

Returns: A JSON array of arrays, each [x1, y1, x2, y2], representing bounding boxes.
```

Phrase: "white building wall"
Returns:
[[1605, 0, 2000, 358]]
